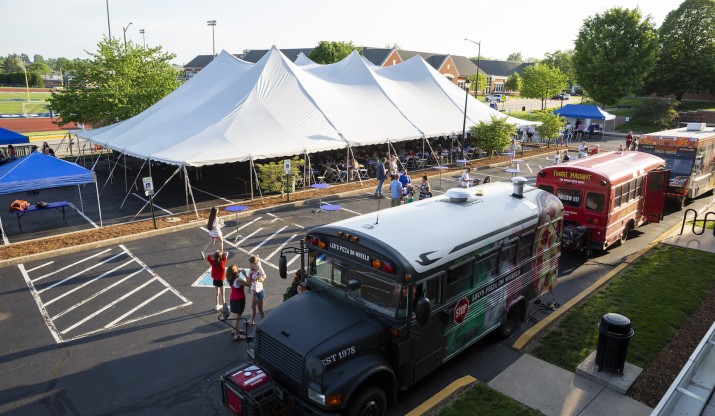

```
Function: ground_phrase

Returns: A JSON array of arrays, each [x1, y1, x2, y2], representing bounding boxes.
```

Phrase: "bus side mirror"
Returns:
[[415, 298, 431, 325], [279, 255, 287, 279], [347, 279, 361, 291]]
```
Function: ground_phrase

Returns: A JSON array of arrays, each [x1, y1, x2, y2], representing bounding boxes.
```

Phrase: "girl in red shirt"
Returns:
[[226, 264, 249, 340], [206, 250, 228, 311]]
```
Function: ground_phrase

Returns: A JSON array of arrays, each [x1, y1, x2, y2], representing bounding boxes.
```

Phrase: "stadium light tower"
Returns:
[[207, 20, 217, 58], [105, 0, 111, 39], [139, 29, 146, 48]]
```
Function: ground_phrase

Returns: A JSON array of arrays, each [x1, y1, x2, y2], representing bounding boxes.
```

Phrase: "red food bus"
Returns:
[[536, 151, 669, 252]]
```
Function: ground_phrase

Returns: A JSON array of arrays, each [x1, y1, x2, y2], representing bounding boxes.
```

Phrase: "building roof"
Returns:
[[360, 47, 395, 66], [474, 60, 534, 77], [184, 54, 242, 68], [242, 48, 313, 63]]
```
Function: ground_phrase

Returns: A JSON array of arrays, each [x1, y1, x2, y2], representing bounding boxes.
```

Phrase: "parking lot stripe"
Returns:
[[234, 227, 263, 246], [44, 258, 135, 307], [266, 233, 299, 261], [68, 201, 98, 228], [32, 248, 112, 283], [51, 266, 147, 320], [38, 250, 126, 294], [123, 244, 191, 304], [525, 163, 533, 173], [251, 226, 287, 252], [60, 276, 157, 335], [105, 287, 171, 328], [0, 217, 9, 245], [26, 261, 54, 273], [18, 264, 63, 343]]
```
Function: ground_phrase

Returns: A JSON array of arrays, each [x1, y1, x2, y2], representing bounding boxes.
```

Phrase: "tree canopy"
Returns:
[[506, 52, 523, 62], [573, 7, 658, 106], [541, 50, 574, 88], [48, 38, 179, 127], [505, 72, 522, 93], [470, 116, 515, 157], [520, 64, 567, 109], [647, 0, 715, 101], [535, 113, 564, 147], [308, 41, 360, 64]]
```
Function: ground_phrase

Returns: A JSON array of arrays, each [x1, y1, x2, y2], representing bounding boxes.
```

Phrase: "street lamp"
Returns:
[[207, 20, 217, 58], [105, 0, 111, 39], [122, 22, 133, 46], [461, 79, 472, 156], [139, 29, 146, 48], [465, 38, 481, 97]]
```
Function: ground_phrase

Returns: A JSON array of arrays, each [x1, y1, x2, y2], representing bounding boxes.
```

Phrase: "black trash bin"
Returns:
[[522, 106, 526, 111], [595, 313, 634, 374]]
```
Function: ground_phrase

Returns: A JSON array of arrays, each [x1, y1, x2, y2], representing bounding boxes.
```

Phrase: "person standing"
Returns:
[[205, 250, 228, 311], [460, 167, 472, 187], [390, 174, 402, 207], [554, 151, 560, 165], [242, 254, 267, 326], [576, 121, 585, 140], [389, 155, 399, 175], [588, 122, 595, 141], [226, 264, 248, 340], [202, 206, 224, 256], [625, 131, 634, 150], [578, 142, 587, 159], [374, 157, 387, 198]]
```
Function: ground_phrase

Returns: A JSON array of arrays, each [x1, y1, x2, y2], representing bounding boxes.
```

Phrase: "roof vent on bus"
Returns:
[[686, 122, 706, 131], [511, 177, 527, 199], [445, 188, 472, 203]]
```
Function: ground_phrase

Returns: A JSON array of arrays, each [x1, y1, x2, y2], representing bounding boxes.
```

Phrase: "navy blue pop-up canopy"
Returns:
[[553, 104, 616, 134], [0, 151, 102, 225], [0, 127, 29, 145]]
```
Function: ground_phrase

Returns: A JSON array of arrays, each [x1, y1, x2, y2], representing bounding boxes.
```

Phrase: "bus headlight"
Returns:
[[308, 388, 342, 407]]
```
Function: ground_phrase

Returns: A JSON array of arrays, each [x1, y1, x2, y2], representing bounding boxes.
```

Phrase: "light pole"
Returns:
[[461, 79, 471, 156], [105, 0, 111, 39], [122, 22, 133, 46], [465, 38, 481, 97], [207, 20, 217, 58], [139, 29, 146, 47]]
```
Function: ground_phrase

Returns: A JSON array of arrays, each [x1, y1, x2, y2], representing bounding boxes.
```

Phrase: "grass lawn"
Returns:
[[529, 244, 715, 371], [688, 220, 715, 230], [0, 91, 51, 114], [437, 383, 540, 416]]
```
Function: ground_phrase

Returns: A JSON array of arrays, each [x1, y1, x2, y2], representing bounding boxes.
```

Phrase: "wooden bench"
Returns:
[[15, 201, 69, 231]]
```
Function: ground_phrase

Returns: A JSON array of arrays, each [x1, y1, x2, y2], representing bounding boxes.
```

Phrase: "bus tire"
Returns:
[[618, 223, 633, 246], [498, 303, 521, 338], [347, 385, 387, 416]]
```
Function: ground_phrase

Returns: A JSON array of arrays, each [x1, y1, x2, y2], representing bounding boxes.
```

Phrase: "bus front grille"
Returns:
[[257, 331, 303, 383]]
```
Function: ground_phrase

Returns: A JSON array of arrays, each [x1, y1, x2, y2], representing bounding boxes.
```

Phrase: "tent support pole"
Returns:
[[90, 146, 103, 171], [94, 175, 103, 227], [100, 148, 125, 193], [303, 151, 308, 191], [120, 159, 148, 209], [183, 165, 189, 212], [124, 153, 128, 194], [130, 164, 181, 221], [77, 184, 85, 212], [250, 158, 254, 200], [182, 165, 200, 219], [250, 157, 264, 202], [347, 145, 363, 185]]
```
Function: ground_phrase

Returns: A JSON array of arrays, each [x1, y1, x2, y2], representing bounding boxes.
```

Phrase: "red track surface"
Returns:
[[0, 118, 77, 133]]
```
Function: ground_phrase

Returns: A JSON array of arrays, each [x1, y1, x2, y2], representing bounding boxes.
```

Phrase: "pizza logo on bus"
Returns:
[[454, 297, 469, 324]]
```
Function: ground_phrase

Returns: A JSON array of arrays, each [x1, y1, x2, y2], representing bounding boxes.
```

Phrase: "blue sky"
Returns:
[[0, 0, 684, 65]]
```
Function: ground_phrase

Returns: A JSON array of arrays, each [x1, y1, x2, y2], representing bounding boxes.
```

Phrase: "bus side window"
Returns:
[[538, 185, 554, 194], [516, 232, 535, 263], [614, 186, 622, 207], [445, 259, 474, 301], [649, 172, 666, 191], [585, 193, 605, 212], [622, 182, 631, 204], [629, 179, 637, 200], [418, 277, 441, 309], [475, 252, 499, 281], [499, 241, 517, 272], [636, 177, 643, 197]]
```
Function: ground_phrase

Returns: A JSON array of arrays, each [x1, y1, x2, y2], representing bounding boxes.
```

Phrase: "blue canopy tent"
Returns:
[[553, 104, 616, 135], [0, 151, 102, 226], [0, 127, 30, 145]]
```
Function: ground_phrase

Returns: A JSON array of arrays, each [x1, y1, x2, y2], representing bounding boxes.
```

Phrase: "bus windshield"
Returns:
[[308, 251, 404, 318], [640, 145, 694, 175]]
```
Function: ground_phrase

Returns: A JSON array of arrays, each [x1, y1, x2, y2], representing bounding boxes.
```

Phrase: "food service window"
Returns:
[[556, 188, 582, 207], [585, 192, 605, 212]]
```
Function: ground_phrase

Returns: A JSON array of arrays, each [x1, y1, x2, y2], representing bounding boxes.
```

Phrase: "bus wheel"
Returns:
[[347, 386, 386, 416], [619, 223, 633, 246], [498, 304, 521, 338]]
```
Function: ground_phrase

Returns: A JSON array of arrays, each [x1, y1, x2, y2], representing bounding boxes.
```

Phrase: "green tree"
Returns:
[[469, 72, 487, 95], [541, 49, 574, 88], [520, 64, 567, 109], [48, 38, 180, 127], [535, 113, 564, 148], [635, 99, 680, 130], [256, 158, 305, 194], [505, 72, 522, 93], [573, 7, 658, 106], [506, 52, 523, 62], [28, 61, 51, 75], [308, 41, 360, 64], [647, 0, 715, 101], [33, 54, 45, 64], [470, 116, 515, 157], [3, 55, 23, 73]]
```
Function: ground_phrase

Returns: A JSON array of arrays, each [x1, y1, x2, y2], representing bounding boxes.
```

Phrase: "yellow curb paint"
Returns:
[[405, 375, 477, 416], [512, 217, 699, 351]]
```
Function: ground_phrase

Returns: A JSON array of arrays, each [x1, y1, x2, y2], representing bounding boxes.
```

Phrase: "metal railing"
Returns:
[[679, 208, 715, 237]]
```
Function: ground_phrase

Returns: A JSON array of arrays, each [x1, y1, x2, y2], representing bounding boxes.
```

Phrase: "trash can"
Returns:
[[595, 313, 634, 375], [522, 106, 526, 111]]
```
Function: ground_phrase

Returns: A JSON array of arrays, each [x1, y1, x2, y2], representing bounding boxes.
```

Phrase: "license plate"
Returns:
[[274, 386, 284, 401]]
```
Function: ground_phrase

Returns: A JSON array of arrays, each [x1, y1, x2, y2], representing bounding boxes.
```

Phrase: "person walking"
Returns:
[[226, 264, 248, 340], [205, 250, 228, 311], [241, 254, 266, 326], [202, 207, 224, 257], [374, 157, 387, 198], [390, 174, 402, 207]]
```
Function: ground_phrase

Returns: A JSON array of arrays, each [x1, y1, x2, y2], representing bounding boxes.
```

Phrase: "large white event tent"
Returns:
[[75, 47, 533, 213]]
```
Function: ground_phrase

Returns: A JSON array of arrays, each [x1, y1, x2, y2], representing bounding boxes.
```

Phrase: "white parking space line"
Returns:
[[52, 267, 146, 320], [105, 287, 171, 328], [234, 227, 263, 246], [525, 164, 533, 173], [251, 226, 287, 252], [68, 202, 98, 228], [266, 233, 299, 261], [27, 261, 54, 273], [339, 206, 362, 215], [286, 254, 301, 267], [32, 248, 112, 283], [38, 250, 127, 294], [44, 257, 135, 307], [291, 223, 305, 229], [0, 218, 9, 245], [18, 264, 62, 344], [131, 193, 173, 215]]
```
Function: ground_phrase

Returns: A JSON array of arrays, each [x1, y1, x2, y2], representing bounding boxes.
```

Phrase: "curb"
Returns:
[[512, 199, 715, 350], [405, 375, 477, 416]]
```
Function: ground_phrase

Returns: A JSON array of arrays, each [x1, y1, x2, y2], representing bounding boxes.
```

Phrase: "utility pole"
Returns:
[[207, 20, 217, 58], [105, 0, 111, 39], [139, 29, 146, 48]]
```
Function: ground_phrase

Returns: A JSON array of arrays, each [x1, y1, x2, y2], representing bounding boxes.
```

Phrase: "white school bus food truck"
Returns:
[[220, 179, 563, 416], [639, 123, 715, 208]]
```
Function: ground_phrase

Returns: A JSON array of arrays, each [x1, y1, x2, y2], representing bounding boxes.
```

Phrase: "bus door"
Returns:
[[410, 273, 444, 382], [643, 170, 670, 223]]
